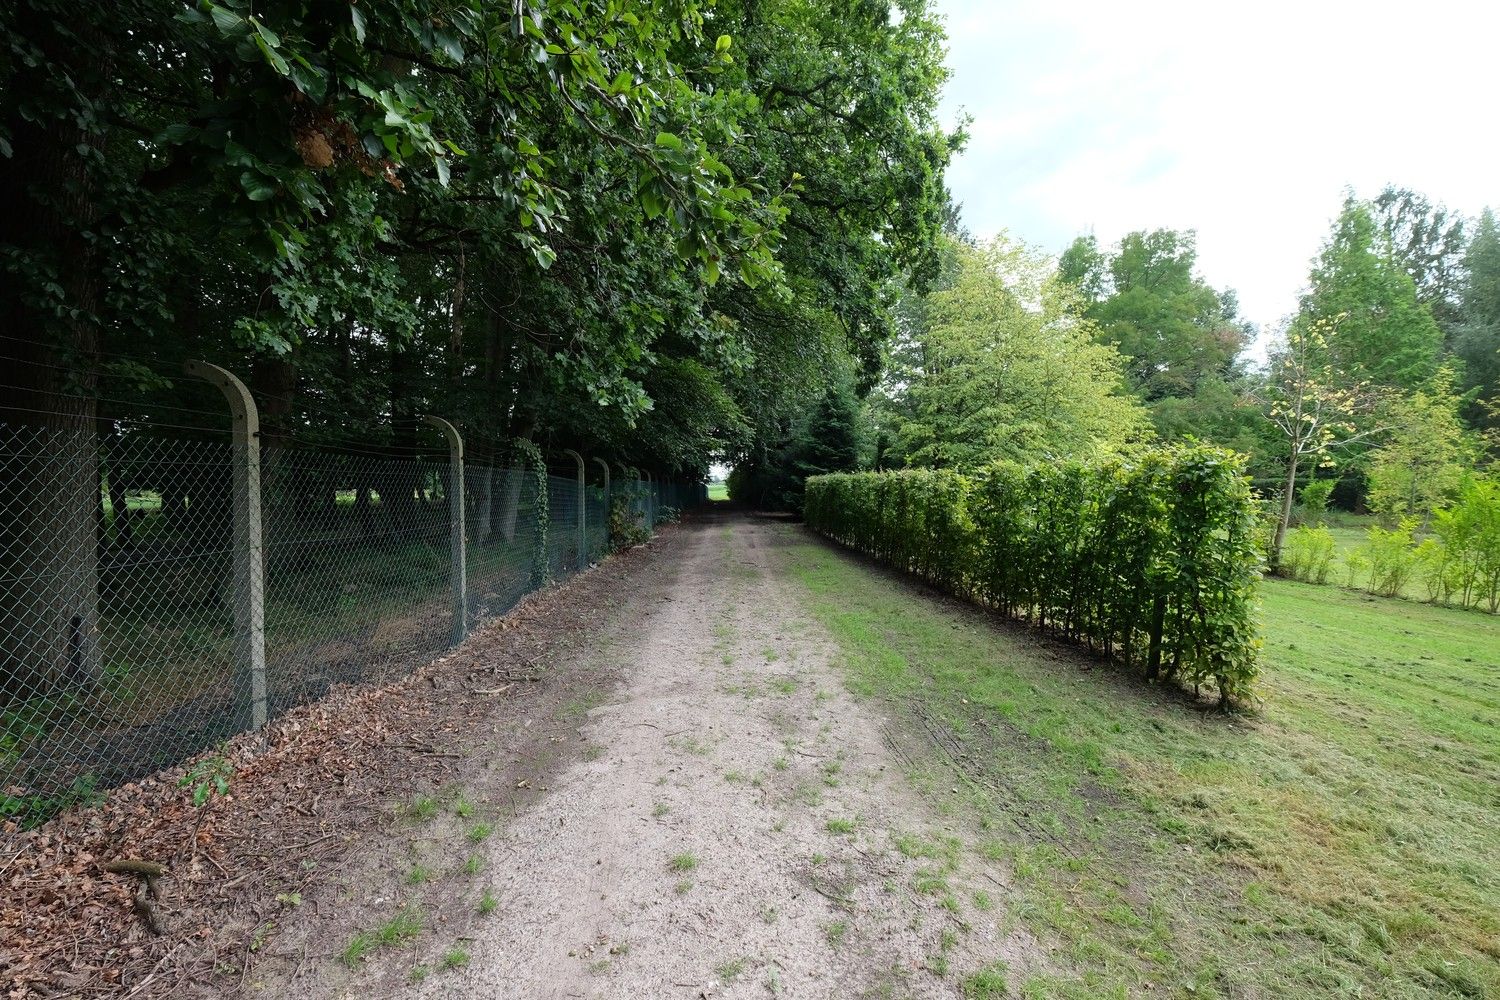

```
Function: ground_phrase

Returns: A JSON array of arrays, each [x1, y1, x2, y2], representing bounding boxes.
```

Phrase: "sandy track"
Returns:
[[273, 512, 1033, 998]]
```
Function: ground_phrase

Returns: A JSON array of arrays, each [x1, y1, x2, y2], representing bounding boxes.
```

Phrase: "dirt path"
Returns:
[[259, 512, 1034, 998]]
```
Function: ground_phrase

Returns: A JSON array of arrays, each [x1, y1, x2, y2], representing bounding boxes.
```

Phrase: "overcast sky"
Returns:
[[935, 0, 1500, 339]]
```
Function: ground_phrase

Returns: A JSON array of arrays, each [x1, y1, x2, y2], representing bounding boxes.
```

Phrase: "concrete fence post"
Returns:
[[421, 416, 466, 645], [643, 471, 655, 527], [184, 361, 267, 730], [563, 448, 586, 568]]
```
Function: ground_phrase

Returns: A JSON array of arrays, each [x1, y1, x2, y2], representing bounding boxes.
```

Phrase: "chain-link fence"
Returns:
[[0, 417, 703, 823]]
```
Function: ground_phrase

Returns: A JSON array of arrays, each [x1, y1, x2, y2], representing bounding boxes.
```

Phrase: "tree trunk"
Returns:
[[471, 466, 493, 542], [0, 5, 111, 700], [1270, 451, 1299, 573]]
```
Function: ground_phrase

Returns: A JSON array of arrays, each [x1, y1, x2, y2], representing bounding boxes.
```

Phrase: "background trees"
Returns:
[[1060, 229, 1250, 406], [1298, 197, 1444, 393], [1454, 209, 1500, 436], [876, 236, 1150, 470]]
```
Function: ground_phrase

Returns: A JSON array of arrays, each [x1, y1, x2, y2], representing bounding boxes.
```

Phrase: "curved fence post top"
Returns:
[[418, 415, 464, 459], [183, 360, 265, 728], [562, 447, 585, 474], [184, 360, 259, 432], [592, 456, 610, 486]]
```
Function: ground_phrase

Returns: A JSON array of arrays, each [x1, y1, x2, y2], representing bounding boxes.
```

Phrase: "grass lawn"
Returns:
[[784, 526, 1499, 999], [707, 481, 729, 501]]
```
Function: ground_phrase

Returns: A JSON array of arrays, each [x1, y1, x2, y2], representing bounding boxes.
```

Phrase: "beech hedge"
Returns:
[[803, 446, 1261, 704]]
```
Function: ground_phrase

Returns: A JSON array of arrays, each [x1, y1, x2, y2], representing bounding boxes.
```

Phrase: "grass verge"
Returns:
[[784, 528, 1499, 999]]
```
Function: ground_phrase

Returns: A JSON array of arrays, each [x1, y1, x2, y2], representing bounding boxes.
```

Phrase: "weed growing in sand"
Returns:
[[826, 817, 857, 835], [467, 822, 493, 843], [406, 794, 439, 821], [716, 956, 750, 982], [669, 852, 698, 872], [342, 906, 423, 966], [441, 945, 471, 970], [478, 889, 499, 916]]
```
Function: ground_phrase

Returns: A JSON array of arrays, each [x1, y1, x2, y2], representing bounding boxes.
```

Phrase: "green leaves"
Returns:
[[239, 170, 276, 202], [806, 445, 1262, 704]]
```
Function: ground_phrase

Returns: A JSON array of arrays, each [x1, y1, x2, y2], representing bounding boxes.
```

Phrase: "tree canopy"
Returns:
[[874, 235, 1151, 470], [0, 0, 959, 476], [1299, 197, 1444, 393], [1059, 229, 1250, 404]]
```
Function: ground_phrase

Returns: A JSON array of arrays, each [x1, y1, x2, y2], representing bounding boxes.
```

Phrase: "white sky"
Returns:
[[936, 0, 1500, 341]]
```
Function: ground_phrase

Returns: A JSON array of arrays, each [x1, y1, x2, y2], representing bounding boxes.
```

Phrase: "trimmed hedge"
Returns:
[[804, 446, 1261, 703]]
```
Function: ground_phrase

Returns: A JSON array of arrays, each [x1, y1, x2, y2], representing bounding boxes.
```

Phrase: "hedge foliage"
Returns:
[[804, 446, 1262, 703]]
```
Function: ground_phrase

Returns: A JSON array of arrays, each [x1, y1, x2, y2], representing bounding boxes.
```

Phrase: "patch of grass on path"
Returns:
[[784, 530, 1499, 999]]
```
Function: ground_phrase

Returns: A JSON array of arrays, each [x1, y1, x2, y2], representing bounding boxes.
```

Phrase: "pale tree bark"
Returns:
[[1269, 452, 1299, 572]]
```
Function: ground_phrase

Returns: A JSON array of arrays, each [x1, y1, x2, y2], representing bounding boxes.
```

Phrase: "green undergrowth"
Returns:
[[784, 528, 1499, 999]]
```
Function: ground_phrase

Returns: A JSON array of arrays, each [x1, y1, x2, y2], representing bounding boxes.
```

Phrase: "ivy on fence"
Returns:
[[804, 446, 1262, 704], [512, 438, 550, 588]]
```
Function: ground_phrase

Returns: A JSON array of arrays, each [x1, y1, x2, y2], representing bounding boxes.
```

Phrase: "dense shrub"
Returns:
[[1357, 520, 1422, 599], [805, 446, 1262, 704], [1295, 479, 1335, 527], [1407, 479, 1500, 611], [1283, 526, 1336, 584]]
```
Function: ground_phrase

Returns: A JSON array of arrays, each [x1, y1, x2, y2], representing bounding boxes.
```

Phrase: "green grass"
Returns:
[[716, 956, 750, 982], [342, 906, 424, 966], [962, 962, 1010, 998], [668, 852, 698, 872], [784, 528, 1500, 999], [825, 817, 857, 835], [708, 482, 730, 501], [478, 889, 498, 915], [406, 794, 439, 821]]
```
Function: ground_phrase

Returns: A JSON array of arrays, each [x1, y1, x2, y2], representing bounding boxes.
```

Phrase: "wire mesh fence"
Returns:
[[0, 418, 703, 823]]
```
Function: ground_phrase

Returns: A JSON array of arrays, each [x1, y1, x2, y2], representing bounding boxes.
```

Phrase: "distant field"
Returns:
[[788, 528, 1500, 998], [707, 482, 729, 501]]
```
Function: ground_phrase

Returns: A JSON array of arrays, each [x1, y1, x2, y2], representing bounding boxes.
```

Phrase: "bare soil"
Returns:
[[4, 511, 1040, 998]]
